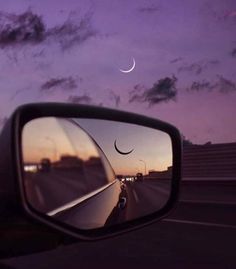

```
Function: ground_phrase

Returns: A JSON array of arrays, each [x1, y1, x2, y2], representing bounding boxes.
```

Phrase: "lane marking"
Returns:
[[35, 186, 44, 205], [163, 218, 236, 229], [132, 189, 139, 203], [179, 199, 236, 206]]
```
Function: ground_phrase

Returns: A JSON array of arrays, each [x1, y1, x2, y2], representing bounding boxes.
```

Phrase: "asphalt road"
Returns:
[[2, 206, 236, 269], [24, 169, 113, 213], [2, 179, 236, 268]]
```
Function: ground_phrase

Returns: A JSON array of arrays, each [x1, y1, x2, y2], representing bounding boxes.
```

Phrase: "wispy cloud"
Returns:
[[46, 12, 97, 51], [0, 10, 97, 50], [40, 77, 77, 92], [67, 94, 93, 104], [217, 75, 236, 93], [178, 60, 220, 75], [188, 80, 217, 92], [129, 76, 177, 106], [178, 63, 203, 75], [187, 75, 236, 93], [109, 90, 121, 108]]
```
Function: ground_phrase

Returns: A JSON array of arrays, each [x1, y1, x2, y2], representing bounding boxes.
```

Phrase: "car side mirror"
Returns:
[[0, 103, 182, 254]]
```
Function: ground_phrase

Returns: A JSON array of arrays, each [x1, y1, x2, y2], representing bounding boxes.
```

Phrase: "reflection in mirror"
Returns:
[[22, 118, 172, 230]]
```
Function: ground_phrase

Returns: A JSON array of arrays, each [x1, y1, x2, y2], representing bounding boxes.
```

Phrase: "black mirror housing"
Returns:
[[0, 103, 182, 256]]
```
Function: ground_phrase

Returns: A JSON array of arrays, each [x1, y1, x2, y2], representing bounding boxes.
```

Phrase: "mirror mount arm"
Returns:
[[0, 217, 78, 259]]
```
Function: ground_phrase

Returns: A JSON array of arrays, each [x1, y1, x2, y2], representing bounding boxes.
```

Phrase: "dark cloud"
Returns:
[[217, 75, 236, 93], [0, 10, 97, 50], [68, 94, 92, 104], [170, 57, 183, 64], [187, 75, 236, 93], [41, 77, 77, 91], [109, 91, 121, 108], [231, 48, 236, 57], [178, 60, 220, 75], [46, 12, 97, 50], [129, 76, 177, 106], [0, 11, 45, 48]]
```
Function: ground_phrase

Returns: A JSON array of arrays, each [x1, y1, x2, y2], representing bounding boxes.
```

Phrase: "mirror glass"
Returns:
[[22, 117, 173, 230]]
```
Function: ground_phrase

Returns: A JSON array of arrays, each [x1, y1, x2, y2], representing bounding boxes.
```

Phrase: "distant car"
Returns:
[[116, 174, 124, 181], [39, 158, 51, 172], [135, 173, 143, 181]]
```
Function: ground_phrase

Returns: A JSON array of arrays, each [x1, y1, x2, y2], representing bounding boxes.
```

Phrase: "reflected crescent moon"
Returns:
[[114, 140, 134, 155], [119, 58, 136, 73]]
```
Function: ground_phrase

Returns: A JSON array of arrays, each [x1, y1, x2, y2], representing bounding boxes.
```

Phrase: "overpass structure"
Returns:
[[182, 142, 236, 181]]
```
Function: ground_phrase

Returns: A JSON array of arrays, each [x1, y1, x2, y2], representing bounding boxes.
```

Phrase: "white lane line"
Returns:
[[180, 199, 236, 206], [163, 218, 236, 229], [132, 189, 139, 203], [35, 186, 44, 205], [47, 180, 116, 216]]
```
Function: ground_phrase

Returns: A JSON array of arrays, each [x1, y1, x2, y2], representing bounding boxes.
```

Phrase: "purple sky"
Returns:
[[0, 0, 236, 144]]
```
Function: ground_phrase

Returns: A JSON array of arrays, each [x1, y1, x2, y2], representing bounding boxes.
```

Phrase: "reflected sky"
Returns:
[[23, 117, 99, 162], [22, 117, 172, 175], [75, 118, 172, 175]]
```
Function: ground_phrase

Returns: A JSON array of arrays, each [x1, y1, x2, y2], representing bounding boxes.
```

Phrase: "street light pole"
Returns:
[[139, 159, 146, 175], [45, 136, 57, 161]]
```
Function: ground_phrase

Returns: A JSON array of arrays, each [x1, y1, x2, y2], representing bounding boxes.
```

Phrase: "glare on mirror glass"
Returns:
[[22, 117, 172, 230]]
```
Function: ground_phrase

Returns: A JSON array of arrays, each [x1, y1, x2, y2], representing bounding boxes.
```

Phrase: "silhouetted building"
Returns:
[[85, 156, 103, 168], [54, 155, 83, 170], [148, 166, 172, 179], [183, 142, 236, 179]]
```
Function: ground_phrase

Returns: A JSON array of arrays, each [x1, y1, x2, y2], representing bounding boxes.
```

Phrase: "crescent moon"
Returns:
[[119, 58, 136, 73], [114, 140, 134, 155]]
